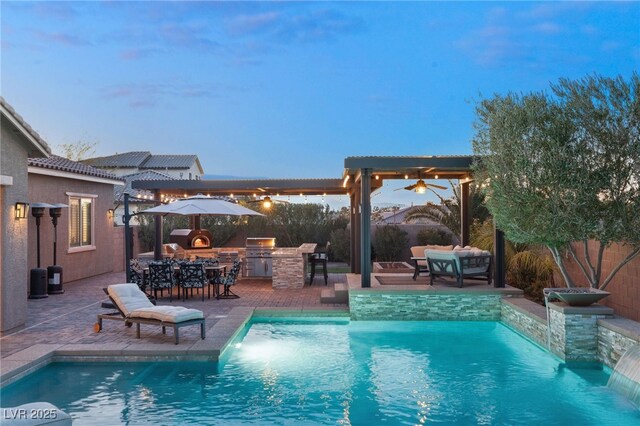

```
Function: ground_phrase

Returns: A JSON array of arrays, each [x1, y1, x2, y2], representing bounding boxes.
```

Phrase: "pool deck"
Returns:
[[0, 269, 521, 385]]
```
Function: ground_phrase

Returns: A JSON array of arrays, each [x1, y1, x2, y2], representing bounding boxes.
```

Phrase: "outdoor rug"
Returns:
[[375, 276, 428, 286]]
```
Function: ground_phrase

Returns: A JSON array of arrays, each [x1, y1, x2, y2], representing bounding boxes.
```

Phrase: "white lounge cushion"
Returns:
[[107, 284, 203, 323], [108, 283, 154, 317], [130, 306, 204, 323]]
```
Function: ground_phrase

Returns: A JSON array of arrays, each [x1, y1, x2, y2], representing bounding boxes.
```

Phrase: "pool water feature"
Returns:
[[609, 344, 640, 408], [2, 321, 638, 425]]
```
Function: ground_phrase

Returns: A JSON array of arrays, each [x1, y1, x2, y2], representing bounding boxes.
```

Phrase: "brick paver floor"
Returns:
[[0, 271, 347, 358]]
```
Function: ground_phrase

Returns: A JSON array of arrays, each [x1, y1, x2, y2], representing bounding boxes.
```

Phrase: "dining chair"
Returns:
[[128, 259, 147, 293], [218, 259, 241, 299], [148, 261, 176, 302], [178, 262, 207, 301]]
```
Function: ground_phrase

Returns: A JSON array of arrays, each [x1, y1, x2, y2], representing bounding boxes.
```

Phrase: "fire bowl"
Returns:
[[544, 288, 610, 307]]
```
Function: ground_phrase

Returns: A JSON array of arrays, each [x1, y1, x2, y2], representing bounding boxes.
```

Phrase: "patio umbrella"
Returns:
[[140, 194, 264, 217]]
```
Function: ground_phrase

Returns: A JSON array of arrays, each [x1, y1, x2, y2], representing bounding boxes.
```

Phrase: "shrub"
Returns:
[[373, 225, 408, 262], [329, 227, 350, 263], [507, 250, 555, 303], [417, 227, 453, 246]]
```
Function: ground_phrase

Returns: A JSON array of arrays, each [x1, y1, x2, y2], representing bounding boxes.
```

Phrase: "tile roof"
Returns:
[[0, 97, 52, 156], [140, 154, 199, 170], [83, 151, 151, 168], [83, 152, 200, 171], [29, 155, 123, 181], [115, 170, 176, 201]]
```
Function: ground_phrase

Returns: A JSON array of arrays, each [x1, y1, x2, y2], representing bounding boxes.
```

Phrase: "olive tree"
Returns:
[[472, 73, 639, 289]]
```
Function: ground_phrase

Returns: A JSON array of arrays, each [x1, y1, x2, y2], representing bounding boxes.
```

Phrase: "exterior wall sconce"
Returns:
[[15, 202, 29, 219], [107, 209, 115, 219]]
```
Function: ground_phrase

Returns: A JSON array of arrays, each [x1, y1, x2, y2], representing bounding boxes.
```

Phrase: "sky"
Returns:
[[2, 1, 639, 209]]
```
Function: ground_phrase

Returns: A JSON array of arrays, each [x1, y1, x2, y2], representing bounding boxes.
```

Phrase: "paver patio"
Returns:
[[0, 270, 348, 360]]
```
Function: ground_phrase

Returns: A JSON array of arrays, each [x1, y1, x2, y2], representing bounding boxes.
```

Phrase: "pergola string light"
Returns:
[[129, 155, 507, 288]]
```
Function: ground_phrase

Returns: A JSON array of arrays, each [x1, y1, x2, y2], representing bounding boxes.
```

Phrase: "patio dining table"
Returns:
[[142, 263, 228, 300]]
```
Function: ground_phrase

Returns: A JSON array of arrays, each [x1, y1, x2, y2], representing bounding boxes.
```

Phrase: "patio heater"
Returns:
[[29, 203, 50, 299], [47, 204, 67, 294]]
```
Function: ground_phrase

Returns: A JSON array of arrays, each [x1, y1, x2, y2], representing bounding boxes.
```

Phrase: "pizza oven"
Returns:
[[169, 229, 213, 249]]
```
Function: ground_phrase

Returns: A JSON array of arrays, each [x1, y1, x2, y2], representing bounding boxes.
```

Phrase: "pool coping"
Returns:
[[0, 307, 350, 387]]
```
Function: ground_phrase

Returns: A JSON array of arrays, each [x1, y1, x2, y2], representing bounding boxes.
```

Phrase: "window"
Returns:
[[68, 193, 95, 251]]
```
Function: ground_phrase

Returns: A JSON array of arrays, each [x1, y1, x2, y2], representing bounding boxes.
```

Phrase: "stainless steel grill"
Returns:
[[245, 237, 275, 277]]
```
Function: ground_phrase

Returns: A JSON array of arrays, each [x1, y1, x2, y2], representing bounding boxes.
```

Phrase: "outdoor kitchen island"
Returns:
[[271, 243, 317, 289]]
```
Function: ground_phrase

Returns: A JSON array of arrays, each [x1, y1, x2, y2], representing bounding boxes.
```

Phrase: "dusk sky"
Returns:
[[2, 1, 639, 209]]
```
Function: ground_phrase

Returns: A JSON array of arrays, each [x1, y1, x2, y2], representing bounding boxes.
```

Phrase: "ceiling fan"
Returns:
[[247, 195, 288, 208], [395, 179, 447, 194]]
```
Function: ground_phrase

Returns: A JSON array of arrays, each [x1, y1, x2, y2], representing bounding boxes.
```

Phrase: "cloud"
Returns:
[[32, 2, 78, 20], [453, 4, 587, 68], [530, 22, 562, 35], [600, 41, 622, 53], [119, 47, 163, 61], [102, 82, 219, 108], [275, 9, 364, 43], [226, 12, 281, 36], [33, 30, 91, 47], [225, 8, 364, 43], [159, 23, 221, 49], [365, 94, 392, 105], [519, 2, 592, 20], [454, 24, 524, 68]]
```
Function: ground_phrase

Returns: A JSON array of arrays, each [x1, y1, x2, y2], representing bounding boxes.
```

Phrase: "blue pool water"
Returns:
[[2, 320, 638, 425]]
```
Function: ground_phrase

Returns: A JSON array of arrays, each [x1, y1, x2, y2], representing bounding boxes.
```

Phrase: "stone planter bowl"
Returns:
[[543, 288, 610, 307]]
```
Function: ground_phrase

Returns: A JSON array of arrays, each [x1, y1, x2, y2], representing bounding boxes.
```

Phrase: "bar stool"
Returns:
[[309, 242, 330, 285]]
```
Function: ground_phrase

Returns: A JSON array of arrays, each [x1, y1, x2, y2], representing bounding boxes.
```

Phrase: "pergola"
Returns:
[[131, 155, 506, 288]]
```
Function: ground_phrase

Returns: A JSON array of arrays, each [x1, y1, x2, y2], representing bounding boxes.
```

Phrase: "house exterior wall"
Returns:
[[0, 122, 31, 332], [561, 241, 640, 322], [28, 174, 116, 283]]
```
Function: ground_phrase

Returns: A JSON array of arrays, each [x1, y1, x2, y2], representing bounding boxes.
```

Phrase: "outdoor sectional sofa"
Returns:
[[410, 245, 454, 280], [425, 246, 493, 287]]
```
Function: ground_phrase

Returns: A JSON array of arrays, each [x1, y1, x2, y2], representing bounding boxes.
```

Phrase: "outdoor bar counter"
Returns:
[[271, 243, 317, 289]]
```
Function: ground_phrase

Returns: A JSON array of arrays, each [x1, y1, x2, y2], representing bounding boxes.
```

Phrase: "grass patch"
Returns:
[[326, 266, 351, 274]]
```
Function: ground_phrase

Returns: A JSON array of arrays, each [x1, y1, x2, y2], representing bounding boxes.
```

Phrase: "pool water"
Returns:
[[2, 321, 638, 425]]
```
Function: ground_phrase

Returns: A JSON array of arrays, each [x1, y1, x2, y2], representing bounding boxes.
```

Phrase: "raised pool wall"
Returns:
[[349, 288, 640, 368]]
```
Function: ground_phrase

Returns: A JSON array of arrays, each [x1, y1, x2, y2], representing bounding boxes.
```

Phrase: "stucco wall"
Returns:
[[28, 173, 116, 283], [0, 120, 31, 332]]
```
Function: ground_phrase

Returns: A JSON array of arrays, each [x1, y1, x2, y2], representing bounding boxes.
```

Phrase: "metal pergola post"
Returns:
[[460, 180, 471, 247], [493, 221, 506, 288], [360, 168, 372, 287], [124, 193, 133, 283]]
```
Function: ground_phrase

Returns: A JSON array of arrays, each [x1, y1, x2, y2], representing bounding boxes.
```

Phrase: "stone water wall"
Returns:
[[548, 303, 614, 362], [597, 318, 640, 369], [349, 291, 502, 320], [501, 299, 548, 348]]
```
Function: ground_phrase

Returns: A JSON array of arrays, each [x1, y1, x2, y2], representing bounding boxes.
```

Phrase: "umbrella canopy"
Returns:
[[141, 195, 264, 216]]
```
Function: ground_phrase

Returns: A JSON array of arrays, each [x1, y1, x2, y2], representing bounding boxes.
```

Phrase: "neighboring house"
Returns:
[[0, 97, 51, 333], [376, 205, 439, 225], [83, 151, 204, 180], [113, 170, 176, 226], [28, 156, 124, 283]]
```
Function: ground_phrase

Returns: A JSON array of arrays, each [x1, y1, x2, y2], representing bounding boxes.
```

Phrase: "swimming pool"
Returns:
[[2, 320, 638, 425]]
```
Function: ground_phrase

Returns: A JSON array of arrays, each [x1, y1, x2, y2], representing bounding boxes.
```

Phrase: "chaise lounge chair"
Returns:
[[96, 283, 206, 344]]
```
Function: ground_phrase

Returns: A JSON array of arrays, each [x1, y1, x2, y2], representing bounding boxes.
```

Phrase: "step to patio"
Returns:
[[320, 283, 349, 304]]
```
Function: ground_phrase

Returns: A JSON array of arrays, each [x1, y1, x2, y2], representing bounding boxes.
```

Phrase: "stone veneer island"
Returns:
[[271, 243, 317, 289]]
